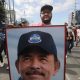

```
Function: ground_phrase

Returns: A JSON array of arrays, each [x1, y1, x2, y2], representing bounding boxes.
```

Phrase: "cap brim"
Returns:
[[18, 44, 51, 56]]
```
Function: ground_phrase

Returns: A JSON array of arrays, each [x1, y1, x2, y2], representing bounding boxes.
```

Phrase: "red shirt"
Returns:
[[30, 23, 51, 27]]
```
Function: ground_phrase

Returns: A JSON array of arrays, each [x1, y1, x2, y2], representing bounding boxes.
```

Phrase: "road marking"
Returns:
[[66, 74, 70, 80], [78, 77, 80, 80]]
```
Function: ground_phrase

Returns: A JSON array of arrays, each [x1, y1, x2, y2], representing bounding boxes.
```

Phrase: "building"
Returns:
[[4, 0, 16, 24], [6, 10, 16, 24], [75, 10, 80, 27], [70, 10, 80, 28]]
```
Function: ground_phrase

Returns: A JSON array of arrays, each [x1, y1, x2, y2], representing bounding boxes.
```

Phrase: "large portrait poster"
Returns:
[[6, 26, 65, 80]]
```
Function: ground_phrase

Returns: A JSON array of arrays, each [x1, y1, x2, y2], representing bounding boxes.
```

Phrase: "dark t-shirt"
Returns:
[[18, 77, 22, 80]]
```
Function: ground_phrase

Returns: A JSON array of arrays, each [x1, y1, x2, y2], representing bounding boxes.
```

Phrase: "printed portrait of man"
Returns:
[[6, 26, 65, 80]]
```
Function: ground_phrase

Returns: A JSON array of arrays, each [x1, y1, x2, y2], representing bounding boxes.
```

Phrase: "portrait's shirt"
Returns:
[[18, 77, 22, 80]]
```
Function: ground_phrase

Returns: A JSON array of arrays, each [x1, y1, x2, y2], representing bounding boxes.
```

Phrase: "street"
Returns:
[[66, 42, 80, 80], [0, 52, 10, 80]]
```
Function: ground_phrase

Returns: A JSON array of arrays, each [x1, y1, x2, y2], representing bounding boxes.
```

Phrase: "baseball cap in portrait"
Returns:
[[17, 31, 57, 58]]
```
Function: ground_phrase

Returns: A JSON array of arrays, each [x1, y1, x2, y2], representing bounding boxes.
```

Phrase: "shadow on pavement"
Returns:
[[66, 63, 80, 68], [68, 54, 80, 59], [0, 63, 9, 74], [71, 50, 80, 53], [66, 68, 77, 75]]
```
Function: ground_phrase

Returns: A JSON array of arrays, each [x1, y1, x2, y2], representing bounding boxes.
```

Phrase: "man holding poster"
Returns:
[[40, 5, 53, 25], [31, 4, 53, 26]]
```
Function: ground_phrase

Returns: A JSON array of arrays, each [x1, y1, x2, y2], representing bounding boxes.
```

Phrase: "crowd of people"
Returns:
[[0, 28, 6, 67], [66, 26, 80, 58]]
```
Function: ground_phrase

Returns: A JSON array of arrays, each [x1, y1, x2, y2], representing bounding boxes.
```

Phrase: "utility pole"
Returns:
[[73, 0, 77, 26], [8, 0, 11, 24], [13, 0, 15, 23]]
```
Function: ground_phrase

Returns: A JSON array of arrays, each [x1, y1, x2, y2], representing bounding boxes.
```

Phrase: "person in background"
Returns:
[[17, 20, 29, 27], [21, 20, 29, 27], [0, 41, 4, 67], [76, 27, 80, 46], [68, 31, 74, 53], [0, 28, 6, 67]]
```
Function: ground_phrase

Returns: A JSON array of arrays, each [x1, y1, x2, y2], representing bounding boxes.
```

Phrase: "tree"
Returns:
[[0, 0, 6, 23]]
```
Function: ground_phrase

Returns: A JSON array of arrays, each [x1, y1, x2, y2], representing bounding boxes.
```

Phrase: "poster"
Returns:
[[6, 26, 65, 80]]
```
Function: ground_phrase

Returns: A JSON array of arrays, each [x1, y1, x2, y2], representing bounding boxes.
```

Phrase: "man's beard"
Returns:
[[42, 17, 52, 24]]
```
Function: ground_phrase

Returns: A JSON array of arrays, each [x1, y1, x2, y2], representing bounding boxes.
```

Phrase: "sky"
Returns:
[[5, 0, 80, 25]]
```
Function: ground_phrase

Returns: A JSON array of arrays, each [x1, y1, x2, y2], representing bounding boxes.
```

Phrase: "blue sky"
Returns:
[[5, 0, 80, 25]]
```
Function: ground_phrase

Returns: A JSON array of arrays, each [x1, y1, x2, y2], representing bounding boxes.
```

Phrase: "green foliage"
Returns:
[[0, 1, 6, 22]]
